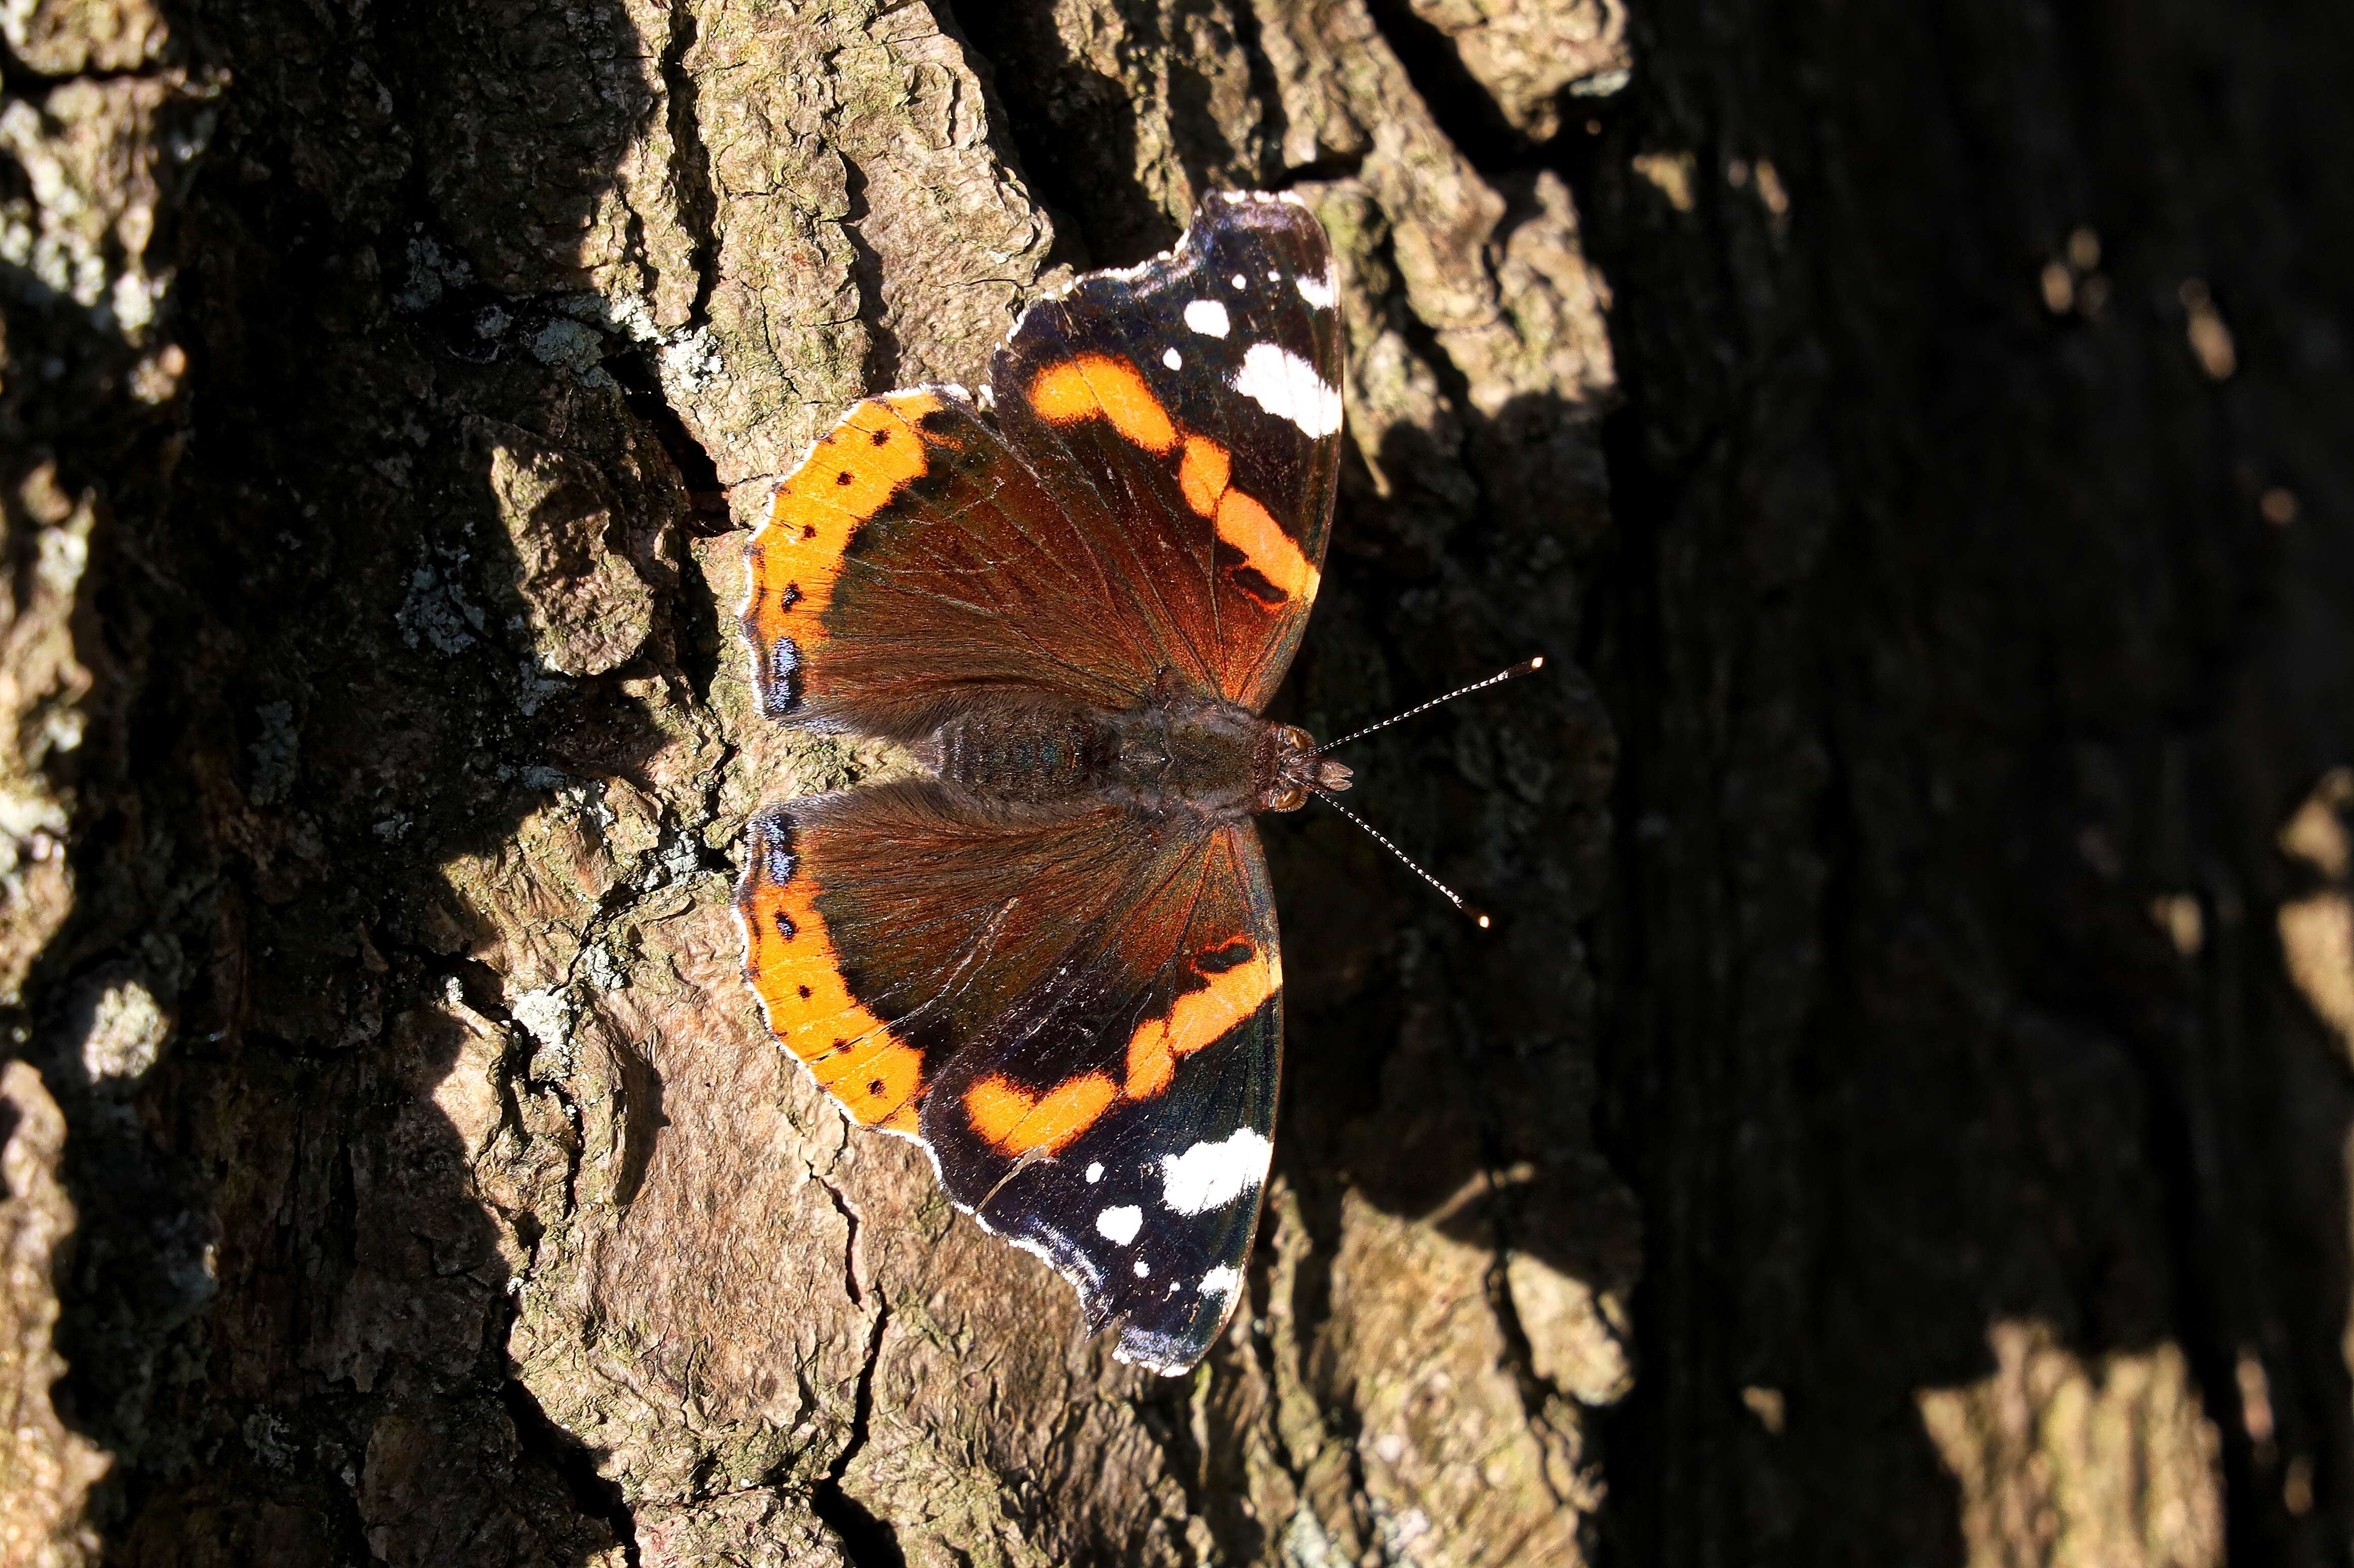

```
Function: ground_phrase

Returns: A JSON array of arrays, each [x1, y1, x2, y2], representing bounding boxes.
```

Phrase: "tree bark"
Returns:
[[0, 0, 2346, 1565]]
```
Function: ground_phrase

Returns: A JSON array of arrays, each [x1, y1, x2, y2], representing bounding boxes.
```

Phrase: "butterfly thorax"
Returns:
[[917, 694, 1350, 817]]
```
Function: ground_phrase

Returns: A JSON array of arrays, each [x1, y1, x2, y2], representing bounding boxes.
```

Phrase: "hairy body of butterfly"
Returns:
[[735, 190, 1345, 1374], [920, 689, 1351, 816]]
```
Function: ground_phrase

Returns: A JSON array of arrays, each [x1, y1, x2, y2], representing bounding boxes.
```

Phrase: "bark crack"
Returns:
[[809, 1157, 865, 1307], [1359, 0, 1545, 177], [609, 348, 730, 532], [0, 37, 166, 91], [660, 0, 721, 328], [836, 150, 903, 391], [809, 1295, 901, 1568]]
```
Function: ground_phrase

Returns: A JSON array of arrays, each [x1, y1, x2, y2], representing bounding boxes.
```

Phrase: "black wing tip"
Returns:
[[747, 634, 803, 719], [743, 802, 794, 842], [951, 1176, 1245, 1379], [741, 790, 874, 844], [737, 793, 872, 896], [1191, 188, 1328, 245], [1110, 1317, 1223, 1378]]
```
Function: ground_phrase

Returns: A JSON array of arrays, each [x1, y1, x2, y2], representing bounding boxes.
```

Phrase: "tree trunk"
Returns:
[[0, 0, 2346, 1564]]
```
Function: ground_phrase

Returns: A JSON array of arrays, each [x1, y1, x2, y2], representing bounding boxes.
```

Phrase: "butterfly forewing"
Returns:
[[915, 818, 1281, 1372], [990, 192, 1343, 711]]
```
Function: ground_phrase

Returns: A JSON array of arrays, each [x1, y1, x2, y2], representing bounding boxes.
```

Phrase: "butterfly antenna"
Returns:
[[1309, 787, 1492, 929], [1315, 657, 1547, 754]]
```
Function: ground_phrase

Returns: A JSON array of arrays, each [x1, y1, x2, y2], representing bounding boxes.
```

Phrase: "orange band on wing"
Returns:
[[1213, 489, 1318, 604], [738, 830, 927, 1129], [1030, 364, 1317, 610], [1177, 435, 1230, 516], [1028, 355, 1178, 454], [744, 392, 941, 709], [966, 1072, 1122, 1157], [1125, 942, 1281, 1098], [956, 935, 1277, 1159]]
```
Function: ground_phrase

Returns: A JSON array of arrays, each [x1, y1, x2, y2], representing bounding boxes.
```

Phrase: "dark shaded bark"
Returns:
[[1573, 4, 2354, 1562]]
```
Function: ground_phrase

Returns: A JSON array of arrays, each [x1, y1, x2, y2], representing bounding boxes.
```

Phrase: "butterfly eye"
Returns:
[[1260, 782, 1309, 813]]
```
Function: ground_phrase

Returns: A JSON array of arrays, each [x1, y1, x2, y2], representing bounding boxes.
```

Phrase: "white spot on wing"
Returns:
[[1134, 1259, 1150, 1278], [1096, 1204, 1143, 1245], [1085, 1162, 1105, 1183], [1158, 1129, 1271, 1215], [1296, 271, 1337, 310], [1230, 343, 1343, 438], [1183, 299, 1230, 337], [1200, 1265, 1242, 1297], [1162, 348, 1182, 370], [1230, 272, 1246, 289]]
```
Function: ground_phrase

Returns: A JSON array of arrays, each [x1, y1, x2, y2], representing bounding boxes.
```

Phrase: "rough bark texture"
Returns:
[[0, 0, 2346, 1565]]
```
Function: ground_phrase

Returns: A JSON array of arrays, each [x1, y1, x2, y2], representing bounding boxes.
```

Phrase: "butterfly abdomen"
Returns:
[[923, 702, 1122, 807], [916, 692, 1317, 819]]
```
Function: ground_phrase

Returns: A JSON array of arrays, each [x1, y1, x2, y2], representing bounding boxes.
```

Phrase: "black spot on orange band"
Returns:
[[737, 812, 928, 1132], [743, 392, 943, 718]]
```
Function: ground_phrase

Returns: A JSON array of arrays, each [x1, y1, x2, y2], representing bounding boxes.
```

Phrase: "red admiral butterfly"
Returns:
[[734, 191, 1347, 1374]]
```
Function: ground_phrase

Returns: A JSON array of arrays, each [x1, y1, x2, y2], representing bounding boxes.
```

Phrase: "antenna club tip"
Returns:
[[1472, 910, 1494, 929]]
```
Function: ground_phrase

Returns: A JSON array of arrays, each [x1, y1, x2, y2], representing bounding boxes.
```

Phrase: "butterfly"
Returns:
[[733, 191, 1346, 1374]]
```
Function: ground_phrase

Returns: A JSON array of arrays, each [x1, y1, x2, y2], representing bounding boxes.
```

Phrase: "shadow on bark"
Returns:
[[1557, 0, 2354, 1561], [11, 0, 688, 1556]]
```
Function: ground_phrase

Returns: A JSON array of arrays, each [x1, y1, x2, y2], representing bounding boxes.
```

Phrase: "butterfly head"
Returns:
[[1256, 723, 1352, 813]]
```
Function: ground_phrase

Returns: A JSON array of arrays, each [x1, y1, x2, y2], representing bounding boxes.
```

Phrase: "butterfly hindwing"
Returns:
[[736, 783, 1281, 1368]]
